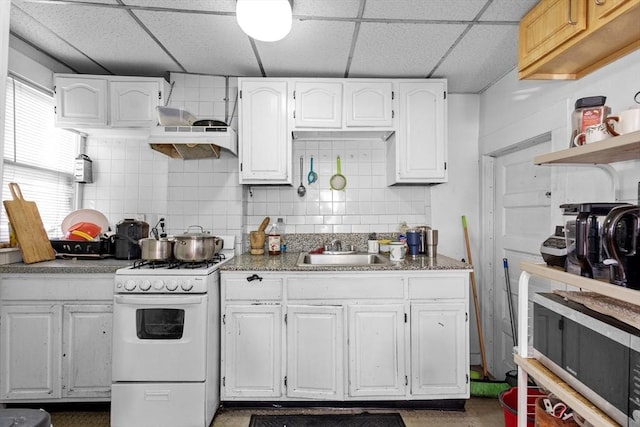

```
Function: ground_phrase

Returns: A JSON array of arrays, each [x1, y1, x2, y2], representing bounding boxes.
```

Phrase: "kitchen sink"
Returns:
[[296, 252, 391, 267]]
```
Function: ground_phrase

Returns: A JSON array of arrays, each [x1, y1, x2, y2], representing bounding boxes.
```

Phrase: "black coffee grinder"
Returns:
[[115, 218, 149, 260]]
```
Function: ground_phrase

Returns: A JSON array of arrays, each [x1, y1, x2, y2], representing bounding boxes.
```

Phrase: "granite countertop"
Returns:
[[221, 252, 471, 272], [0, 257, 134, 274]]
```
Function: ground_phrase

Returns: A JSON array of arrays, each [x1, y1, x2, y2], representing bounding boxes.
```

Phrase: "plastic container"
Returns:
[[156, 106, 197, 126], [277, 218, 286, 253], [499, 386, 547, 427]]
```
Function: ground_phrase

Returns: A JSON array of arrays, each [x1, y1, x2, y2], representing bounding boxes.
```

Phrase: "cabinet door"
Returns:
[[239, 80, 291, 184], [0, 304, 62, 400], [348, 304, 406, 397], [54, 77, 108, 127], [222, 304, 282, 398], [109, 80, 161, 127], [391, 81, 447, 183], [294, 82, 342, 128], [411, 302, 468, 397], [286, 305, 344, 400], [62, 304, 112, 398], [518, 0, 588, 71], [345, 82, 393, 127]]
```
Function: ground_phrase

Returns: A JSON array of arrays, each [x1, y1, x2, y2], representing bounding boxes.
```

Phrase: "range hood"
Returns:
[[292, 129, 395, 141], [148, 125, 238, 159]]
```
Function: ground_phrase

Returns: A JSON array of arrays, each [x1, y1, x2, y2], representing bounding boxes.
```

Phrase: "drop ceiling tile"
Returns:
[[434, 25, 519, 93], [123, 0, 237, 13], [293, 0, 363, 18], [349, 22, 467, 77], [257, 20, 355, 77], [10, 6, 107, 74], [363, 0, 487, 21], [479, 0, 538, 21], [12, 0, 177, 76], [135, 10, 261, 76]]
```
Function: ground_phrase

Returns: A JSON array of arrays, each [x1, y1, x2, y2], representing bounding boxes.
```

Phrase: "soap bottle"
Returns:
[[277, 217, 287, 253], [268, 222, 281, 256]]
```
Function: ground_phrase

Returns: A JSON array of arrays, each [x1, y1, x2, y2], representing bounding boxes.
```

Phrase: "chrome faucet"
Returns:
[[325, 239, 342, 252]]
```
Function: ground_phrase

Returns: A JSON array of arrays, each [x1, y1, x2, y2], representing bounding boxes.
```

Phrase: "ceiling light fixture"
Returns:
[[236, 0, 293, 42]]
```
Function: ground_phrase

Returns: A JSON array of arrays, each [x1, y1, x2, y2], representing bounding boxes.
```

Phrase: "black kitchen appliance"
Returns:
[[533, 293, 638, 426], [115, 219, 149, 260], [50, 235, 115, 258], [562, 202, 629, 281], [602, 205, 640, 290], [540, 225, 567, 268]]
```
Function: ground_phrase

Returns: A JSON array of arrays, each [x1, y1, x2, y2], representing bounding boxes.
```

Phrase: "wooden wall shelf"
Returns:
[[534, 130, 640, 165], [514, 355, 618, 427]]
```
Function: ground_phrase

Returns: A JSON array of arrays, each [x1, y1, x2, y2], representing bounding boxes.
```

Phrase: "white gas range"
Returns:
[[110, 236, 234, 427]]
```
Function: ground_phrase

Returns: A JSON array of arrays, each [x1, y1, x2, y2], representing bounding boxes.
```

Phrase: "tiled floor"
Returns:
[[41, 397, 505, 426], [211, 398, 505, 427]]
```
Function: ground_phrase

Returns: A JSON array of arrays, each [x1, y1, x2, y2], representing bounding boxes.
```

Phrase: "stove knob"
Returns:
[[181, 280, 193, 291], [153, 279, 164, 290], [166, 280, 178, 291], [124, 280, 137, 291], [139, 280, 152, 291]]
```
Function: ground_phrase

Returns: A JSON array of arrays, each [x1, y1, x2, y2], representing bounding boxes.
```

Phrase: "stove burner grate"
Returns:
[[132, 253, 227, 270]]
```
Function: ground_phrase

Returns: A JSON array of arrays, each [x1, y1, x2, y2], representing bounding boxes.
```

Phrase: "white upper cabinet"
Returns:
[[344, 82, 393, 127], [109, 80, 164, 127], [294, 82, 342, 128], [54, 76, 108, 127], [293, 80, 394, 129], [238, 79, 291, 184], [387, 80, 447, 184], [54, 74, 168, 129]]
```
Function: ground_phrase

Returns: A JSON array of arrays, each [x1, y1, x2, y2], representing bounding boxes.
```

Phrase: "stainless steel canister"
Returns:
[[425, 228, 438, 258], [415, 226, 430, 254]]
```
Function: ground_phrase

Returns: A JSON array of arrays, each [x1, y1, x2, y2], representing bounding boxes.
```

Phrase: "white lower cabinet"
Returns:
[[287, 305, 344, 400], [0, 274, 114, 402], [411, 302, 468, 397], [348, 304, 406, 397], [221, 270, 469, 402], [222, 305, 282, 398]]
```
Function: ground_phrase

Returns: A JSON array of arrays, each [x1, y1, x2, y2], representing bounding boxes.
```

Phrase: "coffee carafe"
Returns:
[[602, 205, 640, 290]]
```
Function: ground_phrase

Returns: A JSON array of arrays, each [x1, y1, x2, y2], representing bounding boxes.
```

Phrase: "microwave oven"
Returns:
[[533, 293, 640, 427]]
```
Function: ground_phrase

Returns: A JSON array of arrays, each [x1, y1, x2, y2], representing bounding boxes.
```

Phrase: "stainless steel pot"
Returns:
[[139, 237, 173, 261], [173, 226, 222, 262]]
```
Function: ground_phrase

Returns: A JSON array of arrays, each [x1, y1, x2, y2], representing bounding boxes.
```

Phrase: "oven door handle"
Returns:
[[114, 295, 204, 305]]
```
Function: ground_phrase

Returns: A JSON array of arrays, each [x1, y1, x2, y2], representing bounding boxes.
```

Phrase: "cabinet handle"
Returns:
[[567, 0, 577, 24], [594, 0, 604, 5], [246, 274, 263, 282]]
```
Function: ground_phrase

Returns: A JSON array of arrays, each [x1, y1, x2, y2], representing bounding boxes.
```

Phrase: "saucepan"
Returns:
[[139, 237, 173, 261]]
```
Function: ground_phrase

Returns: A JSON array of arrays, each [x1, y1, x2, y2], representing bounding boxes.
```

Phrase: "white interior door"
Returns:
[[491, 138, 551, 379]]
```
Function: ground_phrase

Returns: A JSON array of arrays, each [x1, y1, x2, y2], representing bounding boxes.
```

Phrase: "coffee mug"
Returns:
[[389, 242, 405, 261], [605, 107, 640, 136], [573, 123, 611, 146], [367, 240, 379, 254]]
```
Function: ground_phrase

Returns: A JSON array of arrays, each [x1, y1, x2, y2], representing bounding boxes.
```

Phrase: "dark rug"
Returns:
[[249, 413, 405, 427]]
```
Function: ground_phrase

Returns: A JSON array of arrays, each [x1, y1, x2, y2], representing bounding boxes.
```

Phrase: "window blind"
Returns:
[[2, 77, 79, 240]]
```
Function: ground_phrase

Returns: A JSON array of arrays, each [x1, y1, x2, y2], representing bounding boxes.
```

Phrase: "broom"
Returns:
[[462, 216, 511, 398]]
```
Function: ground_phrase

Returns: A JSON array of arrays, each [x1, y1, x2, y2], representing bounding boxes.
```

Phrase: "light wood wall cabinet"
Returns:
[[0, 274, 113, 402], [54, 74, 169, 128], [220, 270, 469, 402], [518, 0, 640, 80]]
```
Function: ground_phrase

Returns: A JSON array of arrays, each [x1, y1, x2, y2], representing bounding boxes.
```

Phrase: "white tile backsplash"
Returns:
[[82, 73, 433, 254]]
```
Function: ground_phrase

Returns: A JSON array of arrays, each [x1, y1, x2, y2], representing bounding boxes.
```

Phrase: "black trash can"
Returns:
[[0, 408, 51, 427]]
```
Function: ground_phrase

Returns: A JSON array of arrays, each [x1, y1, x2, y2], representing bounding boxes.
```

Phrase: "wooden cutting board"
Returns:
[[3, 182, 55, 264]]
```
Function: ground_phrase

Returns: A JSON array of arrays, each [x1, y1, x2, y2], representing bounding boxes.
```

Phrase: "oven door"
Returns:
[[112, 294, 208, 382]]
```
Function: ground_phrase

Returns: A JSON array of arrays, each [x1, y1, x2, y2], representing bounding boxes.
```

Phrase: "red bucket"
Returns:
[[499, 386, 546, 427]]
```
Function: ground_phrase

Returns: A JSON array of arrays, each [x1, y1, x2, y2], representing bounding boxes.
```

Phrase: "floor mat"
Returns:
[[249, 412, 405, 427]]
